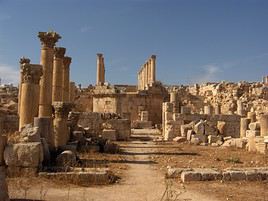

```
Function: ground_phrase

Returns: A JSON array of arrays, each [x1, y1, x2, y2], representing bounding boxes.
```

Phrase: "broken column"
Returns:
[[260, 114, 268, 137], [247, 111, 256, 123], [19, 63, 43, 131], [240, 118, 251, 138], [237, 100, 245, 116], [96, 53, 104, 85], [18, 57, 31, 116], [214, 104, 221, 115], [69, 81, 76, 102], [38, 31, 61, 117], [150, 55, 156, 84], [52, 47, 66, 102], [62, 56, 71, 102], [52, 102, 72, 149]]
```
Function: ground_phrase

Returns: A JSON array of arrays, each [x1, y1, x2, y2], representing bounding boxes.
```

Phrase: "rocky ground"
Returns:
[[7, 129, 268, 201]]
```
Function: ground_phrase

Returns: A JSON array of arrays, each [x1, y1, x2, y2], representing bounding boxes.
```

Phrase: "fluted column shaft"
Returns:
[[38, 31, 61, 117], [62, 56, 71, 102], [52, 47, 65, 102]]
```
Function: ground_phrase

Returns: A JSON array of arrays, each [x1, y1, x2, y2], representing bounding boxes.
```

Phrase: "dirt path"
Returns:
[[9, 138, 219, 201]]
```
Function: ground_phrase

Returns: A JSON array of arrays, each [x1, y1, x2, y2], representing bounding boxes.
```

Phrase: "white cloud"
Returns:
[[195, 64, 221, 84], [0, 64, 19, 85]]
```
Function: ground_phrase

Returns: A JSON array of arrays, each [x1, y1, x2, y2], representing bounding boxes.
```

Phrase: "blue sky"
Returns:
[[0, 0, 268, 86]]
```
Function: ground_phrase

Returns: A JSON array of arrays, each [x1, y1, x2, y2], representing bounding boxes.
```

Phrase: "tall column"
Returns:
[[52, 47, 65, 102], [237, 100, 245, 116], [62, 56, 71, 102], [96, 53, 103, 85], [101, 56, 105, 84], [52, 102, 72, 149], [240, 118, 250, 138], [18, 57, 30, 116], [19, 63, 43, 131], [38, 31, 61, 117], [150, 55, 156, 84], [204, 105, 212, 115]]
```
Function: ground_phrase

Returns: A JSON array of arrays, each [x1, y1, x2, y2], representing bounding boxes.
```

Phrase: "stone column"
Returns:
[[52, 102, 72, 149], [237, 100, 245, 116], [19, 64, 43, 131], [69, 81, 76, 102], [260, 114, 268, 137], [240, 118, 251, 138], [150, 55, 156, 84], [18, 57, 31, 116], [247, 111, 256, 123], [96, 53, 103, 85], [101, 56, 105, 84], [62, 56, 71, 102], [170, 91, 177, 103], [204, 105, 212, 115], [214, 104, 221, 115], [141, 111, 149, 121], [52, 47, 65, 102], [38, 31, 61, 117]]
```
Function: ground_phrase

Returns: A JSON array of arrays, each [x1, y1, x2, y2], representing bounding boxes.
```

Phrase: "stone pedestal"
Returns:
[[240, 118, 251, 138], [19, 64, 43, 131], [52, 47, 65, 102], [62, 57, 71, 102], [38, 31, 61, 118], [52, 102, 72, 149], [260, 114, 268, 137], [34, 117, 52, 144]]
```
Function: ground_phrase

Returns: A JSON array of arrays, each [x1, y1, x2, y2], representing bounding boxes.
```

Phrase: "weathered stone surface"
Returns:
[[19, 124, 41, 142], [56, 150, 76, 167], [0, 167, 9, 201], [249, 122, 260, 131], [173, 136, 186, 143], [181, 171, 201, 182], [190, 137, 200, 145], [246, 130, 260, 137], [166, 167, 193, 178], [208, 135, 222, 144], [102, 129, 117, 141], [0, 135, 7, 165], [4, 142, 43, 167], [193, 120, 205, 135]]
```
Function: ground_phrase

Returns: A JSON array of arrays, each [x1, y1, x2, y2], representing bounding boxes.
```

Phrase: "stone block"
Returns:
[[56, 150, 76, 167], [195, 134, 208, 143], [166, 167, 193, 178], [208, 135, 222, 144], [190, 137, 200, 145], [102, 129, 117, 141], [4, 142, 43, 168], [19, 124, 41, 143], [256, 142, 267, 154], [173, 136, 186, 143], [181, 171, 202, 182]]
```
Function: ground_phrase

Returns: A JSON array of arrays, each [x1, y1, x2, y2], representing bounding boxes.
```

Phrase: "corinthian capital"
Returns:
[[38, 31, 61, 48]]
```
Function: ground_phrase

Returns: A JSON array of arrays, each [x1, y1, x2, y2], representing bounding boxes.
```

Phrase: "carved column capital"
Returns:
[[54, 47, 66, 58], [38, 31, 61, 48], [21, 64, 43, 84], [52, 102, 73, 118], [63, 56, 72, 67], [19, 57, 31, 65]]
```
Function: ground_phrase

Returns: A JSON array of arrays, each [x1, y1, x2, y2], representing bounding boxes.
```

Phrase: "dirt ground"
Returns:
[[7, 129, 268, 201]]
